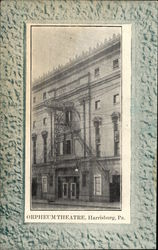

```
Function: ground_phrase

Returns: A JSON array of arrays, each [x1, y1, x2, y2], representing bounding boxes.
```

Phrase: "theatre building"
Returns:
[[31, 34, 121, 204]]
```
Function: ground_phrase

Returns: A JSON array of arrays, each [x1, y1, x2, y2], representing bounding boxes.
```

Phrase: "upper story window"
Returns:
[[33, 121, 36, 129], [94, 120, 101, 157], [43, 136, 47, 163], [66, 140, 71, 154], [113, 94, 120, 104], [113, 59, 119, 69], [65, 110, 72, 125], [95, 121, 100, 136], [94, 67, 100, 77], [57, 141, 63, 156], [32, 137, 37, 165], [43, 117, 47, 126], [49, 175, 53, 187], [33, 97, 36, 104], [111, 112, 120, 157], [43, 92, 46, 100], [95, 100, 101, 110], [41, 131, 48, 163]]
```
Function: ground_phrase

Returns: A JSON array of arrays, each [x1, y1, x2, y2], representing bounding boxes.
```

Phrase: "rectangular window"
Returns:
[[96, 144, 101, 157], [94, 67, 99, 76], [113, 94, 119, 104], [94, 175, 101, 195], [60, 141, 63, 155], [82, 173, 87, 187], [49, 175, 53, 186], [65, 111, 72, 125], [66, 140, 71, 154], [43, 137, 47, 163], [43, 92, 46, 100], [33, 97, 36, 103], [56, 142, 60, 156], [114, 125, 120, 156], [33, 139, 36, 164], [114, 141, 120, 156], [95, 100, 100, 110], [114, 130, 119, 142], [33, 121, 36, 129], [113, 59, 119, 69], [95, 121, 101, 156], [95, 123, 100, 136], [42, 176, 47, 193]]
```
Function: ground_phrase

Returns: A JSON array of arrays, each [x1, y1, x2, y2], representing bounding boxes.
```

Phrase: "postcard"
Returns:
[[25, 24, 131, 223]]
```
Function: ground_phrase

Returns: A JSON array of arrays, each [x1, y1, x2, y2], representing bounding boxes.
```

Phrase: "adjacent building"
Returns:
[[31, 33, 121, 204]]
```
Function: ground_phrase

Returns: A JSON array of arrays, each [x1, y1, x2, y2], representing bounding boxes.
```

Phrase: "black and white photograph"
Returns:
[[25, 24, 131, 223]]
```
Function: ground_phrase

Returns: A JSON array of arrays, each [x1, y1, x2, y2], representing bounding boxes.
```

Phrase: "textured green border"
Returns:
[[0, 1, 157, 249]]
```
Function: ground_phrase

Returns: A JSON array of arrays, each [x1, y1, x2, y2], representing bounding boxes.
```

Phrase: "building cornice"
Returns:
[[32, 39, 120, 92]]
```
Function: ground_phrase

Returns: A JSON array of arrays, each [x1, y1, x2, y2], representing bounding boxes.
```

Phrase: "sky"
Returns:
[[32, 26, 121, 82]]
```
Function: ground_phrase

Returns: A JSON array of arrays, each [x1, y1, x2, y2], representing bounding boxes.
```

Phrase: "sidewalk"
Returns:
[[32, 199, 120, 209]]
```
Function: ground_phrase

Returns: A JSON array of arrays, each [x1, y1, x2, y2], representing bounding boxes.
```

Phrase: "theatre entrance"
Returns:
[[58, 176, 79, 200]]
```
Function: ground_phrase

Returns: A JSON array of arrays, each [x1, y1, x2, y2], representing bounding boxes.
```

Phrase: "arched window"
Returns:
[[32, 133, 37, 164], [93, 117, 102, 157], [111, 112, 120, 156], [41, 131, 48, 163]]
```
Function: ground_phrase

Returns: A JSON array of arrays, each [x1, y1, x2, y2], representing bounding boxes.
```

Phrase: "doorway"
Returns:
[[62, 183, 68, 198], [58, 176, 79, 200], [70, 183, 76, 199], [110, 175, 120, 202], [32, 177, 37, 197]]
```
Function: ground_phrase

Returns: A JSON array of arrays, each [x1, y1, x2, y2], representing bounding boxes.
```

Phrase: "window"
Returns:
[[66, 140, 71, 154], [111, 112, 120, 157], [49, 175, 53, 186], [33, 121, 36, 129], [94, 67, 99, 77], [114, 130, 119, 142], [43, 117, 47, 125], [43, 92, 46, 100], [82, 173, 87, 187], [95, 121, 101, 157], [65, 110, 72, 125], [57, 141, 64, 156], [56, 142, 60, 156], [113, 59, 119, 69], [95, 122, 100, 136], [115, 141, 120, 156], [95, 100, 100, 110], [114, 124, 120, 156], [33, 139, 36, 164], [33, 97, 36, 103], [96, 144, 101, 157], [43, 136, 47, 163], [94, 175, 101, 195], [113, 94, 119, 104], [42, 176, 47, 193], [60, 141, 63, 155]]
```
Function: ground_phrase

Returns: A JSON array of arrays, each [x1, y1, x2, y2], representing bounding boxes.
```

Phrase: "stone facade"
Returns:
[[31, 34, 121, 203]]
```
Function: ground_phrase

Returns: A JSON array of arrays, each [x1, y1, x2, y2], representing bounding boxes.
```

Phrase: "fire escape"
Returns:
[[44, 98, 108, 176]]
